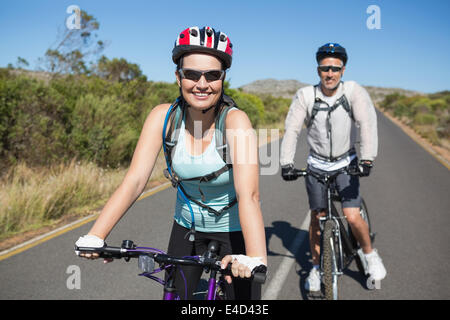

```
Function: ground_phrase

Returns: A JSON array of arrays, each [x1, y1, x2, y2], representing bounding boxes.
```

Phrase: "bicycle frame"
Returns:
[[161, 259, 222, 300]]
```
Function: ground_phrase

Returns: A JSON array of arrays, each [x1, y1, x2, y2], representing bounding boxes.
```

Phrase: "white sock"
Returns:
[[364, 250, 377, 259]]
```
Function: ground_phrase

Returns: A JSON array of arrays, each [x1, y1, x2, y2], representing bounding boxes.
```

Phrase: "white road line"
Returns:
[[262, 212, 311, 300]]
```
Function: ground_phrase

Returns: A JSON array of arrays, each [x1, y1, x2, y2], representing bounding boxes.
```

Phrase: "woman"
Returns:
[[76, 26, 267, 300]]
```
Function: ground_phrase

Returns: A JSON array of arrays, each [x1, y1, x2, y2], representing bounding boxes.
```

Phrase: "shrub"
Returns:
[[0, 70, 180, 169], [69, 93, 138, 167], [225, 88, 265, 127], [413, 113, 437, 126]]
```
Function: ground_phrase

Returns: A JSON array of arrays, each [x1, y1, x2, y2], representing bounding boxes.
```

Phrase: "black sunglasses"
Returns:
[[179, 69, 225, 82], [318, 65, 343, 73]]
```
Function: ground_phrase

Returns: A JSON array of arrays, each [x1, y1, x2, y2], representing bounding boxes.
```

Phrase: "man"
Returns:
[[280, 43, 386, 292]]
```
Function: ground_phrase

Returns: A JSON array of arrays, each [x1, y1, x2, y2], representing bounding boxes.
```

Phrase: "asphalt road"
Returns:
[[1, 109, 449, 300]]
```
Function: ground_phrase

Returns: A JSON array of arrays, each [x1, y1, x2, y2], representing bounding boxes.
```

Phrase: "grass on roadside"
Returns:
[[0, 152, 167, 242]]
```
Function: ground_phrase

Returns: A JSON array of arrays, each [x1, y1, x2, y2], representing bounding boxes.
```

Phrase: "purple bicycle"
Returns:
[[75, 239, 267, 300]]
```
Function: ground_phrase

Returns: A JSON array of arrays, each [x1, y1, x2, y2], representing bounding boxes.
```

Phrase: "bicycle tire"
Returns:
[[330, 201, 353, 266], [322, 219, 339, 300]]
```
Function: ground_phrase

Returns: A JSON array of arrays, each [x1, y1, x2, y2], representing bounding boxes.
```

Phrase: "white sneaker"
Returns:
[[365, 249, 387, 281], [305, 267, 321, 292]]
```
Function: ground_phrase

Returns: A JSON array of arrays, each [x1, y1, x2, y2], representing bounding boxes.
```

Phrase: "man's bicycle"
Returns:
[[75, 240, 267, 300], [293, 166, 375, 300]]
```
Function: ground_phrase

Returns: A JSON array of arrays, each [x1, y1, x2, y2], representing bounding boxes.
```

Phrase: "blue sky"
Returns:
[[1, 0, 449, 93]]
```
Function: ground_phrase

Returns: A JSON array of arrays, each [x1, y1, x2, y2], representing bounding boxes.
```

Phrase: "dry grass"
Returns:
[[0, 152, 167, 241], [0, 159, 124, 239]]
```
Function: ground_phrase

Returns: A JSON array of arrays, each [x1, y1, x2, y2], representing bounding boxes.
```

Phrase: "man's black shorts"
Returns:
[[305, 159, 361, 212]]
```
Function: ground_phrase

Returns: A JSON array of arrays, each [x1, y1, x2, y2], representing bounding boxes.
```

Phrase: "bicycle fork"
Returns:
[[320, 217, 344, 277], [206, 270, 218, 300]]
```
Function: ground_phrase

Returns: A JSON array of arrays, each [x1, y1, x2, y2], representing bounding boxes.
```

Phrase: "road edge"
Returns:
[[0, 182, 171, 261]]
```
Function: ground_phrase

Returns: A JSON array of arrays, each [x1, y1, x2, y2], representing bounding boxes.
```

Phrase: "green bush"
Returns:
[[429, 98, 447, 112], [0, 73, 69, 166], [380, 90, 450, 148], [380, 93, 405, 111], [225, 88, 265, 127], [411, 98, 432, 114], [69, 94, 138, 166], [0, 69, 180, 169], [258, 94, 290, 125], [413, 113, 437, 125]]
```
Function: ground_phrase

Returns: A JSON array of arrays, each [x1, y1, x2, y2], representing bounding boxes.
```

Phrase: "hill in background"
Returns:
[[239, 78, 421, 104]]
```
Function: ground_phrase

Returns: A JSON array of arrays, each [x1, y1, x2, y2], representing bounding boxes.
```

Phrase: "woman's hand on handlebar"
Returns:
[[220, 255, 266, 284], [75, 234, 113, 263]]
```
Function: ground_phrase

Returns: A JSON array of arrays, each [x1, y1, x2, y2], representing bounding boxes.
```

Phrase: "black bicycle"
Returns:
[[293, 166, 375, 300], [75, 239, 266, 300]]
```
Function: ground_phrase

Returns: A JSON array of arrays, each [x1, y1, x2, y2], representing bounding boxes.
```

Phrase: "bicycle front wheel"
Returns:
[[322, 219, 339, 300]]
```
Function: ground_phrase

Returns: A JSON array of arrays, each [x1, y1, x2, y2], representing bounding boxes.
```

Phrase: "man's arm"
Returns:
[[280, 89, 308, 167], [349, 82, 378, 162]]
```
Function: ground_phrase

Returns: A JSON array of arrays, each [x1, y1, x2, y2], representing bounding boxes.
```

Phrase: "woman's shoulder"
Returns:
[[140, 103, 174, 135], [151, 103, 173, 115], [144, 103, 172, 123], [225, 108, 253, 130]]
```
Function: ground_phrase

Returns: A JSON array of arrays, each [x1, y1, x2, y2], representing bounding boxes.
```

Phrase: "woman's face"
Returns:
[[176, 53, 224, 111]]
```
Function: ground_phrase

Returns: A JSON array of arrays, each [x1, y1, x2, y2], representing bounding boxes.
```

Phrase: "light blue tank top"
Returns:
[[171, 111, 241, 232]]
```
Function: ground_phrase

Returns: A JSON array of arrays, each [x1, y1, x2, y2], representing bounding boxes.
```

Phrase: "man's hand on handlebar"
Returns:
[[358, 160, 373, 177], [281, 164, 298, 181]]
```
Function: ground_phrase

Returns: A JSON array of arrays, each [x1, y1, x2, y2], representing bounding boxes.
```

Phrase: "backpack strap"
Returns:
[[306, 83, 353, 128], [163, 98, 183, 170], [215, 94, 237, 163], [307, 85, 328, 128]]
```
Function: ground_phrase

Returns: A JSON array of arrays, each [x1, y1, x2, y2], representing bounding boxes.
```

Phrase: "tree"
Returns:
[[16, 57, 29, 69], [94, 56, 145, 82], [38, 9, 106, 75]]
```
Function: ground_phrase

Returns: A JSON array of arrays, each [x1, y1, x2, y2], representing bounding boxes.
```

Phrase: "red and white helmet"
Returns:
[[172, 26, 233, 69]]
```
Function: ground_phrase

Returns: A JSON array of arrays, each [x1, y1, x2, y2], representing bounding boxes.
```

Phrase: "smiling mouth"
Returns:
[[192, 92, 211, 97]]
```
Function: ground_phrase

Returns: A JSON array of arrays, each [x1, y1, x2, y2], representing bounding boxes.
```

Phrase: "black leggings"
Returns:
[[165, 221, 261, 300]]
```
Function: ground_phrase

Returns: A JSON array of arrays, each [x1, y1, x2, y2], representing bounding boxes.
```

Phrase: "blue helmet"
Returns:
[[316, 43, 348, 66]]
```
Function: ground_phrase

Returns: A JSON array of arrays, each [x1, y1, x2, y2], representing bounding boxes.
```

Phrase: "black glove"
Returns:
[[281, 164, 298, 181], [358, 160, 373, 177]]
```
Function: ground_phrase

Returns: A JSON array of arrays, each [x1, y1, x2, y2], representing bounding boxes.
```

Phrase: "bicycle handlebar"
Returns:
[[292, 165, 362, 181], [75, 241, 267, 284]]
